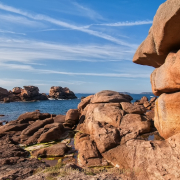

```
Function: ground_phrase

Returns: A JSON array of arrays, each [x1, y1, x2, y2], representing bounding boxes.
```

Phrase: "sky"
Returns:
[[0, 0, 165, 93]]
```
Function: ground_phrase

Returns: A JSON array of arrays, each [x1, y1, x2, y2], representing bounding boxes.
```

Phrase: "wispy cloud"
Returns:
[[0, 2, 137, 48], [72, 2, 104, 20], [0, 78, 27, 87], [38, 69, 150, 78], [0, 14, 45, 28], [84, 20, 153, 28], [0, 29, 26, 35], [0, 37, 134, 63], [0, 62, 150, 78]]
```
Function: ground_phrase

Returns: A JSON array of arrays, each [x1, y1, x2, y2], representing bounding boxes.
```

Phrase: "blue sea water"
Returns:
[[0, 93, 155, 122]]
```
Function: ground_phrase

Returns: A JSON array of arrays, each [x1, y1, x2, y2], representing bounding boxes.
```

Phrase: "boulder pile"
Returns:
[[0, 85, 77, 102], [0, 86, 48, 102], [75, 91, 156, 169], [49, 86, 77, 99]]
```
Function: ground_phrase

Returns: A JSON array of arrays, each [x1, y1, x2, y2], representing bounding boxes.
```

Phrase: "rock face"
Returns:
[[151, 50, 180, 96], [0, 86, 48, 102], [133, 0, 180, 140], [65, 109, 80, 127], [154, 92, 180, 139], [133, 0, 180, 67], [75, 90, 153, 168], [131, 1, 180, 179], [49, 86, 77, 99], [103, 133, 180, 180]]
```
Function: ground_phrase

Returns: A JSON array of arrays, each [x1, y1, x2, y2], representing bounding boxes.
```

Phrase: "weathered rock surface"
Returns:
[[0, 111, 66, 146], [151, 50, 180, 96], [49, 86, 77, 99], [0, 86, 48, 102], [133, 0, 180, 67], [132, 1, 180, 179], [53, 114, 65, 124], [32, 143, 70, 157], [133, 31, 166, 68], [154, 92, 180, 139], [65, 109, 80, 127], [17, 111, 51, 123], [103, 133, 180, 180], [120, 102, 146, 114], [91, 90, 132, 103], [0, 136, 47, 180], [75, 91, 154, 169], [78, 95, 94, 113], [75, 133, 107, 167]]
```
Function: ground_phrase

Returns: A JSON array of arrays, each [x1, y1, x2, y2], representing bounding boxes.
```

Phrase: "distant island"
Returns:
[[140, 92, 154, 94], [119, 92, 131, 95]]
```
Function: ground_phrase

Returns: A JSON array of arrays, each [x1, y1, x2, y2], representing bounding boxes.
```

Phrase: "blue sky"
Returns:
[[0, 0, 165, 93]]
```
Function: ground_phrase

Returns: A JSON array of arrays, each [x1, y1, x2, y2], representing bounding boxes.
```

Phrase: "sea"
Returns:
[[0, 93, 155, 122]]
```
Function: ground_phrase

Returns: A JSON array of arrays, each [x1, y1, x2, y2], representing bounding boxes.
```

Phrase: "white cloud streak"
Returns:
[[39, 69, 150, 78], [0, 37, 134, 63], [0, 14, 45, 28], [0, 29, 26, 35], [84, 20, 153, 28], [0, 2, 137, 48], [0, 62, 150, 78], [72, 2, 104, 20]]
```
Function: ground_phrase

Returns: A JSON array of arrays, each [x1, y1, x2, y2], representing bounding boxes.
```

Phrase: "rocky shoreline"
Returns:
[[0, 86, 77, 103], [2, 0, 180, 179], [0, 90, 158, 180]]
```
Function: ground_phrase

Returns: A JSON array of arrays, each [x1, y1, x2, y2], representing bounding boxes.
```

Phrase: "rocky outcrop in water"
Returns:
[[49, 86, 77, 99], [0, 86, 48, 102]]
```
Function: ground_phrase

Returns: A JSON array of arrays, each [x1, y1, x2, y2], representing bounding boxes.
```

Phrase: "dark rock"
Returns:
[[0, 87, 9, 101], [53, 114, 65, 124], [32, 143, 70, 157], [17, 111, 51, 123], [20, 118, 54, 142], [65, 109, 80, 127], [49, 86, 77, 99], [37, 123, 64, 143]]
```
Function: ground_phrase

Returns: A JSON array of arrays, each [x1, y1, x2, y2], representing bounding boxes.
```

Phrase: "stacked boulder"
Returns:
[[134, 0, 180, 140], [129, 0, 180, 179], [49, 86, 77, 99], [0, 86, 48, 102], [75, 90, 154, 167]]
